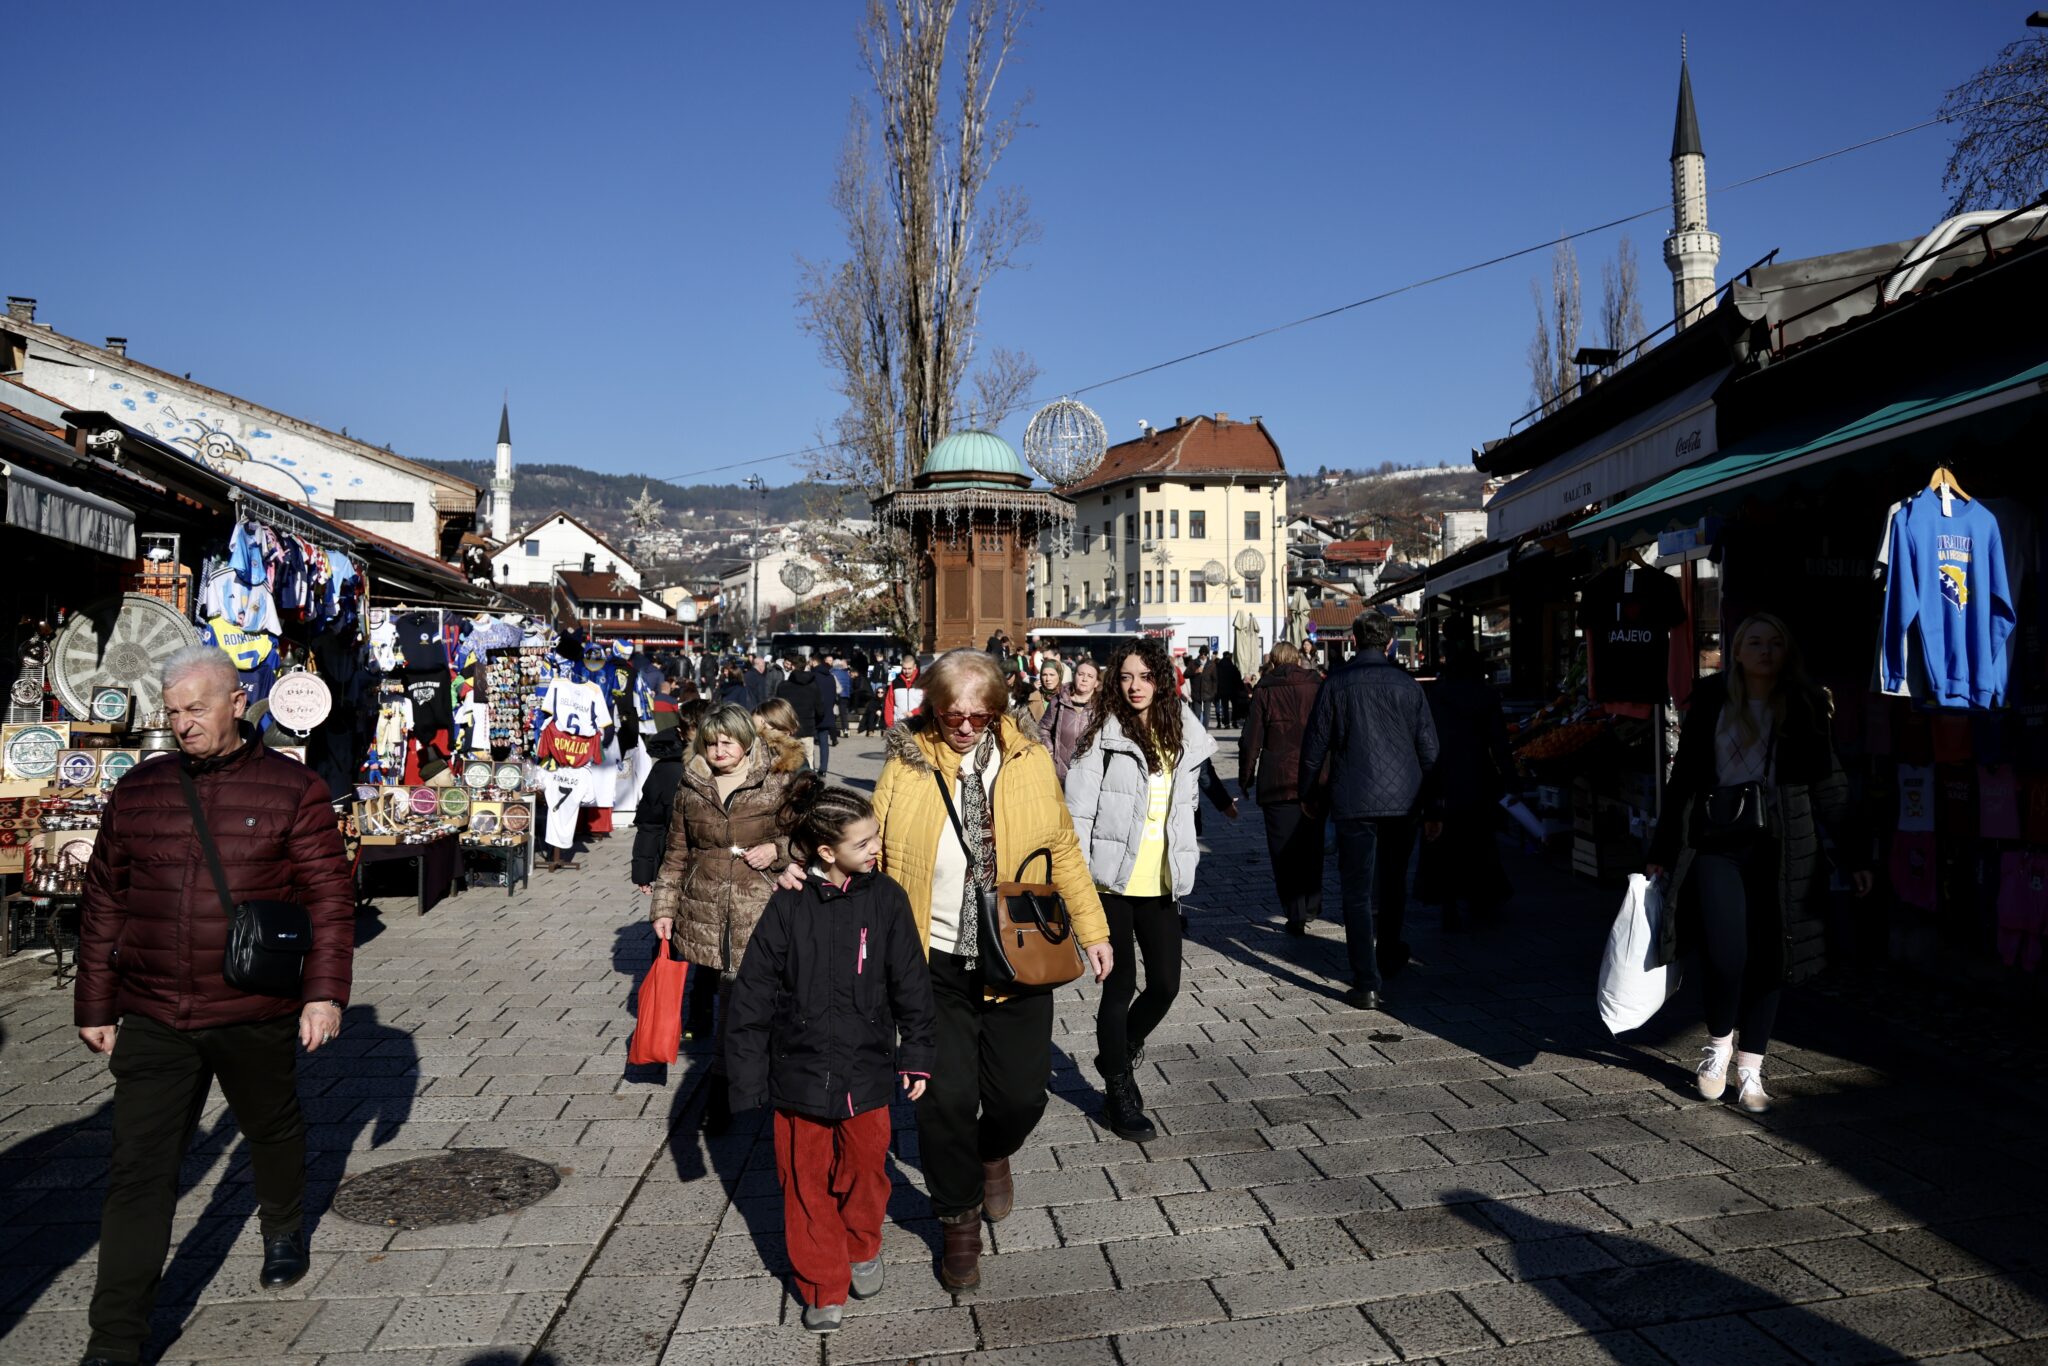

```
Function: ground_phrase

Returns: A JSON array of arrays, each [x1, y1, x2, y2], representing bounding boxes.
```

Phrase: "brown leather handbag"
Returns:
[[934, 775, 1086, 993], [981, 848, 1086, 993]]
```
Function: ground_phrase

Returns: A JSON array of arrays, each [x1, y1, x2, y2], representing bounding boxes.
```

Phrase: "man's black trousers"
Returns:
[[88, 1013, 306, 1361], [914, 949, 1053, 1219]]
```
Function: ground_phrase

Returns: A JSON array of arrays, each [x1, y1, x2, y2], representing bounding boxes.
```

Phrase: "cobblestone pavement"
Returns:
[[4, 732, 2047, 1365]]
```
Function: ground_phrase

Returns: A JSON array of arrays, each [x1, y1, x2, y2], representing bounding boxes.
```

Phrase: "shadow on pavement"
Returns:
[[0, 1101, 121, 1343]]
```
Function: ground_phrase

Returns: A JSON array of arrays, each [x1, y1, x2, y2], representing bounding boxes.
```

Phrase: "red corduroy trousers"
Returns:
[[772, 1105, 893, 1307]]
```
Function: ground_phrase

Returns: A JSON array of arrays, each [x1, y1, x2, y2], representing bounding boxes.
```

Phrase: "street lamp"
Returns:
[[745, 473, 767, 652], [2029, 10, 2048, 26]]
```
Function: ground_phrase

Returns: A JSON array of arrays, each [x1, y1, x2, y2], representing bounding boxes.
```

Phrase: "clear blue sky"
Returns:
[[6, 2, 2029, 489]]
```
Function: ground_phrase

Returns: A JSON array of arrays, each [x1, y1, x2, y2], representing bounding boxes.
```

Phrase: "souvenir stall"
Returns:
[[1570, 287, 2048, 986]]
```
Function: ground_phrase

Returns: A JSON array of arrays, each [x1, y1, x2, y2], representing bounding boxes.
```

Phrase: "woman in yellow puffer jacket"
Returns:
[[870, 648, 1110, 1293]]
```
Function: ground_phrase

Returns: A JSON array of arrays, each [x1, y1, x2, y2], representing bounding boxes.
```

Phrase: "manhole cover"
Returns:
[[331, 1150, 561, 1230]]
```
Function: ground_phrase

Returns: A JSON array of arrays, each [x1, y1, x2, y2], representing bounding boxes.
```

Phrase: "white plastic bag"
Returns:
[[1596, 873, 1681, 1034]]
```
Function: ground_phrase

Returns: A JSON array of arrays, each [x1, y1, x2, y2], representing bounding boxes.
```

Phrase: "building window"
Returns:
[[1142, 510, 1152, 541], [523, 539, 541, 556], [1146, 483, 1161, 493], [335, 499, 414, 523], [1125, 489, 1135, 500], [1102, 495, 1112, 506], [1170, 570, 1180, 603], [1125, 513, 1138, 545], [1245, 510, 1261, 542], [1103, 575, 1114, 603], [1084, 580, 1094, 607], [1191, 577, 1207, 603], [1143, 571, 1154, 604], [1125, 571, 1137, 605], [1245, 575, 1262, 604], [1102, 520, 1112, 547], [1170, 510, 1180, 538], [1063, 583, 1074, 613], [1189, 510, 1206, 539]]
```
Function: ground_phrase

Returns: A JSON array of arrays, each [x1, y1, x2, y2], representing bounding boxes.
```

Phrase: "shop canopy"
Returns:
[[3, 460, 136, 557], [1486, 367, 1728, 541], [1572, 352, 2048, 543]]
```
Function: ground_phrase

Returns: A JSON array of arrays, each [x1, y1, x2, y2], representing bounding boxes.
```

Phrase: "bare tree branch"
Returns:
[[796, 0, 1039, 642], [1941, 35, 2048, 214]]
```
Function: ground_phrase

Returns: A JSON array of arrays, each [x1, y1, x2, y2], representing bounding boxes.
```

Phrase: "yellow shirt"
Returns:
[[1120, 756, 1174, 897]]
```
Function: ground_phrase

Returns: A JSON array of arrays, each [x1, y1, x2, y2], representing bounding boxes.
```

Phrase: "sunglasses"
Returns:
[[937, 711, 997, 731]]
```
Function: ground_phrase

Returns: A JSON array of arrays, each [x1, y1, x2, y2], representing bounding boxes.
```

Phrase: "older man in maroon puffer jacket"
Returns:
[[74, 646, 355, 1366]]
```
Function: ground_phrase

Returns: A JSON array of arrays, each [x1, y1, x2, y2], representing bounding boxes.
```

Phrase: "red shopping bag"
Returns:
[[628, 939, 690, 1065]]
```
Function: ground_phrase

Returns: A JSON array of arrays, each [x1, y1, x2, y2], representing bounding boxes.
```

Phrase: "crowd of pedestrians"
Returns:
[[66, 610, 1881, 1353]]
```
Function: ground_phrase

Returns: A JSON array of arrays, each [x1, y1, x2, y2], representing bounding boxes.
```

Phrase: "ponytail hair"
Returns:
[[779, 773, 876, 866]]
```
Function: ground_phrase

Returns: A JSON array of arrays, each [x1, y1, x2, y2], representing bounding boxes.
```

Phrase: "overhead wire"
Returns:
[[640, 98, 1996, 488]]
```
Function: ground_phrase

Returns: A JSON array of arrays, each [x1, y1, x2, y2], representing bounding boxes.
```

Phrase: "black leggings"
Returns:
[[1095, 892, 1182, 1075], [1693, 842, 1782, 1052]]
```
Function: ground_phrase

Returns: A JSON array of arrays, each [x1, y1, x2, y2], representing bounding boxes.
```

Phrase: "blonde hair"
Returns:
[[752, 697, 800, 735], [1725, 611, 1808, 748], [1269, 642, 1301, 669], [691, 704, 757, 762], [921, 648, 1008, 718]]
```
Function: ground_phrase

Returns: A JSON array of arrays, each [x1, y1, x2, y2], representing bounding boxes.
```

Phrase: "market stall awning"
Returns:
[[1487, 367, 1728, 541], [1422, 546, 1514, 600], [3, 461, 136, 557], [1572, 353, 2048, 541]]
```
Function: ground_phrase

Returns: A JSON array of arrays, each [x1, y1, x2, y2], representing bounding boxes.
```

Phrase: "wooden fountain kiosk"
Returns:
[[874, 431, 1074, 655]]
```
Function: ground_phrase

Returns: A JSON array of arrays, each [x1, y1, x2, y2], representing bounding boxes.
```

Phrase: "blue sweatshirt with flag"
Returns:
[[1880, 492, 2015, 708]]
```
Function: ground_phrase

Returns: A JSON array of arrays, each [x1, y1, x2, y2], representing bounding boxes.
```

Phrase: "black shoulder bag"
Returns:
[[175, 767, 314, 999]]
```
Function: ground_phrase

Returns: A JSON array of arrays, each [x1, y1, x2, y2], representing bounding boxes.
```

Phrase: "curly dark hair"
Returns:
[[1074, 637, 1185, 773]]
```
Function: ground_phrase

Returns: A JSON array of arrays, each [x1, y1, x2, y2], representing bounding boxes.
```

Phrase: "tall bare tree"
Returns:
[[1940, 32, 2048, 214], [1599, 235, 1646, 359], [798, 0, 1041, 639], [1526, 239, 1582, 416]]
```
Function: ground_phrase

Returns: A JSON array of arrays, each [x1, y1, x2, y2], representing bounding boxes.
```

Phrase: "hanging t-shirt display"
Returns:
[[1578, 564, 1687, 704], [392, 611, 450, 674], [537, 677, 611, 767], [197, 618, 281, 706], [1878, 492, 2016, 708], [1895, 765, 1935, 833]]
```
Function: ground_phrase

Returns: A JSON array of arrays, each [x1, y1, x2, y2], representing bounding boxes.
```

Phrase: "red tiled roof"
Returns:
[[1310, 598, 1367, 631], [1323, 539, 1394, 565], [1060, 415, 1284, 495], [557, 570, 641, 603]]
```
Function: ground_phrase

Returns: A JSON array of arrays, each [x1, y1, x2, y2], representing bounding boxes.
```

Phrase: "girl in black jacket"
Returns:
[[723, 778, 936, 1334]]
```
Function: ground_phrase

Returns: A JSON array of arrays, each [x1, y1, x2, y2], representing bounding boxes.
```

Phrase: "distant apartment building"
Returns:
[[490, 510, 644, 589], [1033, 414, 1289, 656]]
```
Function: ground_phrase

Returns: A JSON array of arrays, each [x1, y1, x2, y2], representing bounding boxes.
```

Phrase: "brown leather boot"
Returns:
[[981, 1158, 1014, 1223], [939, 1212, 982, 1290]]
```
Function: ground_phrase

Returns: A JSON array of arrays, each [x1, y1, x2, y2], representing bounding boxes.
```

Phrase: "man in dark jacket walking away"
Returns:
[[1298, 613, 1440, 1009], [1421, 646, 1515, 926], [1215, 654, 1245, 729], [1187, 648, 1217, 729], [1240, 642, 1326, 934], [74, 646, 356, 1366], [776, 654, 835, 771]]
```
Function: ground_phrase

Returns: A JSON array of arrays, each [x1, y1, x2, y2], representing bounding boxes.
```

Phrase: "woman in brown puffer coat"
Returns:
[[650, 704, 800, 1132]]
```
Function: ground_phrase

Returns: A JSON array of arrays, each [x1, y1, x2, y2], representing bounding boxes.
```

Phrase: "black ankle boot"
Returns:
[[702, 1076, 732, 1136], [1102, 1070, 1155, 1143]]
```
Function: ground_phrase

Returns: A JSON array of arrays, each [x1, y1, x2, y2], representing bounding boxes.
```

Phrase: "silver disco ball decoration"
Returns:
[[1202, 560, 1228, 586], [779, 561, 817, 596], [1234, 548, 1267, 577], [1022, 397, 1108, 487]]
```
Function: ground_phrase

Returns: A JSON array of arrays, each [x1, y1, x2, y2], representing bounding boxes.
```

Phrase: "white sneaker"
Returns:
[[802, 1303, 843, 1333], [850, 1256, 884, 1299], [1735, 1066, 1771, 1114], [1696, 1042, 1732, 1101]]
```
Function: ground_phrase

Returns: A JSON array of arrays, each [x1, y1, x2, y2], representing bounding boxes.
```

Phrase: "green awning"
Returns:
[[1572, 354, 2048, 540]]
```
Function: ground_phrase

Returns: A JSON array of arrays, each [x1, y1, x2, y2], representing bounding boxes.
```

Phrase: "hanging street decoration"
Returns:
[[1022, 397, 1108, 488]]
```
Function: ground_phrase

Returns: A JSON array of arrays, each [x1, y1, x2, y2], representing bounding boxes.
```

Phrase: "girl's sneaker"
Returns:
[[1695, 1040, 1733, 1102], [850, 1256, 884, 1299], [1735, 1066, 1771, 1114], [802, 1303, 842, 1333]]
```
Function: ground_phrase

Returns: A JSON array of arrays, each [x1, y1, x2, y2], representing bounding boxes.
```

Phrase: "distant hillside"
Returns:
[[1290, 465, 1484, 518], [418, 461, 866, 533]]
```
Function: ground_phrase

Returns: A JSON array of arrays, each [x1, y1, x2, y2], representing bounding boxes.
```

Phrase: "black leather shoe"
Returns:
[[1284, 917, 1308, 936], [1342, 987, 1383, 1011], [259, 1233, 309, 1288], [1101, 1070, 1156, 1143]]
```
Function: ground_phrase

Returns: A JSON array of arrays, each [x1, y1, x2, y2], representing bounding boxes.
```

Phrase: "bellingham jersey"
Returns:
[[1880, 492, 2016, 708]]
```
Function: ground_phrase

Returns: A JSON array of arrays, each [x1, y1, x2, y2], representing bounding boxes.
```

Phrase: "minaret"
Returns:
[[1663, 37, 1721, 331], [490, 401, 514, 542]]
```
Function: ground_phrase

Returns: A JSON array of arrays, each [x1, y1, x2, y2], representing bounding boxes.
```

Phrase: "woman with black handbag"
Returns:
[[1646, 613, 1873, 1114], [861, 648, 1111, 1291], [1063, 638, 1216, 1143]]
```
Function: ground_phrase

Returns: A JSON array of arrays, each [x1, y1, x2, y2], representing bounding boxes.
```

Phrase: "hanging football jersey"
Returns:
[[1879, 492, 2016, 708]]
